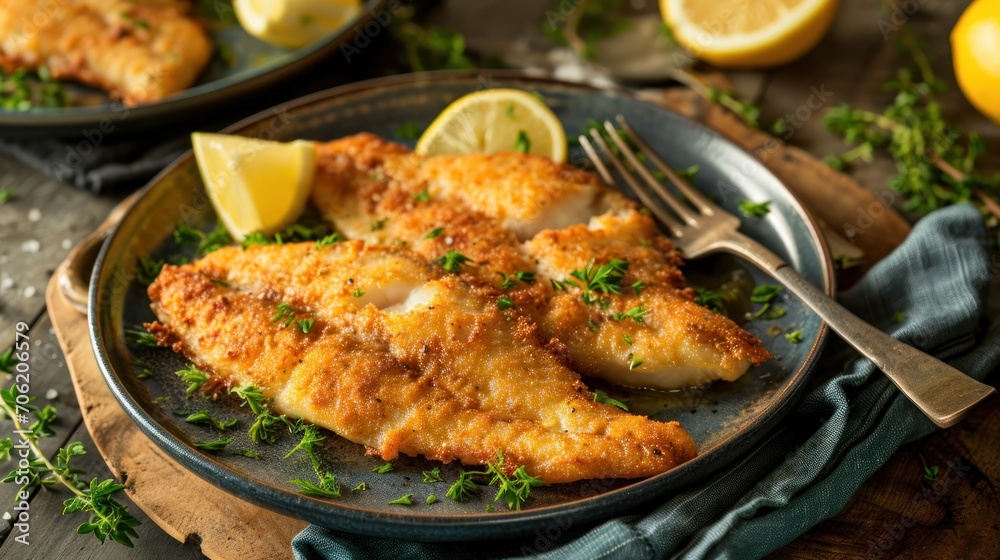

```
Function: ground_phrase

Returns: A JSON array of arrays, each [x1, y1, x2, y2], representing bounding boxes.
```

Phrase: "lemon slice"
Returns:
[[234, 0, 361, 49], [416, 89, 568, 163], [191, 133, 316, 242], [661, 0, 839, 68]]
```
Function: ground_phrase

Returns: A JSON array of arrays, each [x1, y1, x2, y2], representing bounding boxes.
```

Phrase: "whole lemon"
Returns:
[[951, 0, 1000, 125]]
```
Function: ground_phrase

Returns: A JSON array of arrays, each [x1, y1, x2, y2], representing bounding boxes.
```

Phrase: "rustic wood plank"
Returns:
[[0, 155, 122, 350], [0, 421, 206, 560]]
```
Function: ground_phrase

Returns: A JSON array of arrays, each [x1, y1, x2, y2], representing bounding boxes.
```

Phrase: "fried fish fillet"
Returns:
[[0, 0, 212, 104], [310, 133, 771, 390], [148, 242, 697, 483]]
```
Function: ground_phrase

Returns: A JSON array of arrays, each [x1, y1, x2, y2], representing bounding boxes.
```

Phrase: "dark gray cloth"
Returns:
[[292, 205, 999, 559]]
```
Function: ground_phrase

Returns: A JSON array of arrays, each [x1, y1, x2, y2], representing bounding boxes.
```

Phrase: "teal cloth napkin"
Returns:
[[292, 204, 999, 560]]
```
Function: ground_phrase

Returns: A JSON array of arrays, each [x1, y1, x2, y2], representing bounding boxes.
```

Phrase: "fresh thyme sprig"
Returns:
[[444, 450, 545, 510], [822, 27, 1000, 241], [0, 386, 140, 547], [173, 223, 231, 257], [570, 259, 628, 297], [125, 327, 158, 348]]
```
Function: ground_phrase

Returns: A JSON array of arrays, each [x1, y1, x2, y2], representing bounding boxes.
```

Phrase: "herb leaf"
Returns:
[[593, 390, 629, 411], [738, 200, 772, 218]]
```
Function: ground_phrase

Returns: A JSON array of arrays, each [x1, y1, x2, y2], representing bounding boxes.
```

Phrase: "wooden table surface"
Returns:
[[0, 0, 997, 558]]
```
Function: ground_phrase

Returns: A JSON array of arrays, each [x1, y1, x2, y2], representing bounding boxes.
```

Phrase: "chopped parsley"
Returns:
[[497, 296, 515, 310], [184, 410, 238, 431], [422, 467, 443, 483], [695, 289, 726, 315], [593, 390, 628, 411], [611, 306, 646, 324], [193, 437, 232, 452], [0, 189, 13, 204], [395, 121, 422, 140], [371, 218, 388, 231], [738, 200, 772, 218], [785, 329, 803, 344], [372, 462, 394, 474], [175, 364, 209, 395], [891, 312, 907, 323], [388, 494, 414, 505], [414, 189, 430, 202], [750, 285, 785, 320], [437, 251, 472, 273], [296, 318, 315, 334], [351, 482, 369, 492], [426, 494, 438, 504], [135, 257, 165, 285], [315, 233, 343, 248], [352, 288, 365, 298], [497, 271, 536, 289], [631, 280, 646, 295], [272, 303, 297, 328], [424, 227, 444, 239], [125, 327, 158, 348], [623, 334, 632, 345], [514, 130, 531, 154], [627, 353, 643, 370]]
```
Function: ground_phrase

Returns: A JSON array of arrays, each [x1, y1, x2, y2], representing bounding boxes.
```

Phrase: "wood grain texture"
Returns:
[[0, 156, 121, 350], [46, 277, 307, 560]]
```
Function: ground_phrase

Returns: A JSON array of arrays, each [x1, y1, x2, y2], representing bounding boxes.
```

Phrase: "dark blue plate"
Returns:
[[89, 71, 833, 541]]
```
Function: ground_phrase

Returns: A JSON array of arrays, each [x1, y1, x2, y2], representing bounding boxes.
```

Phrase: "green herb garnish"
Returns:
[[593, 390, 628, 411]]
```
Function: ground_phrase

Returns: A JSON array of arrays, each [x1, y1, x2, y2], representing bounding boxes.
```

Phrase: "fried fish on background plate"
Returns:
[[311, 133, 771, 390], [0, 0, 212, 105], [147, 242, 697, 483]]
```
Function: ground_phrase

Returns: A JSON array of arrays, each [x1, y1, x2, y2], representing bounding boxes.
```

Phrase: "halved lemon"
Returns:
[[415, 89, 568, 163], [661, 0, 839, 68], [191, 133, 316, 242], [234, 0, 361, 49]]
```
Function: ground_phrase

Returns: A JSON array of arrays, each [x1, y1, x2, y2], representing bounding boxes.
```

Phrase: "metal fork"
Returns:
[[580, 115, 995, 429]]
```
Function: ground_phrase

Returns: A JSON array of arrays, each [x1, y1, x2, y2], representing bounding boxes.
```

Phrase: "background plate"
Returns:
[[89, 71, 833, 541], [0, 0, 387, 137]]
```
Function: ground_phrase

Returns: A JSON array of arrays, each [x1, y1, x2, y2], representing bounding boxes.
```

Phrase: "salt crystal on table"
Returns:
[[27, 208, 41, 222], [21, 239, 40, 253], [61, 238, 72, 250], [1, 512, 9, 521], [22, 286, 35, 298], [0, 276, 12, 291], [46, 389, 58, 400]]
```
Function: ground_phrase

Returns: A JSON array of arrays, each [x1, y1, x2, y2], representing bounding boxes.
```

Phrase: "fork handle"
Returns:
[[719, 232, 995, 429]]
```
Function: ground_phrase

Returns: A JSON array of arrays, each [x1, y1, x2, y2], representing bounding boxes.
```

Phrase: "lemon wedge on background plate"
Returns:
[[415, 89, 568, 163], [661, 0, 839, 68], [234, 0, 361, 49], [191, 133, 316, 242]]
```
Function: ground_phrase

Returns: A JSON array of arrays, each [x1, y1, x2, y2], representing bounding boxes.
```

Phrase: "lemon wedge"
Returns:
[[661, 0, 839, 68], [234, 0, 361, 49], [191, 133, 316, 242], [416, 89, 568, 163]]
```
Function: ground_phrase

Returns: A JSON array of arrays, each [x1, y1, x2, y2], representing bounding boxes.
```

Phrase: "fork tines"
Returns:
[[579, 115, 718, 238]]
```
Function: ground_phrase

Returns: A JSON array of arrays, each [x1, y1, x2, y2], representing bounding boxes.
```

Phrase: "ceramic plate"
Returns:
[[0, 0, 387, 136], [89, 71, 833, 541]]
